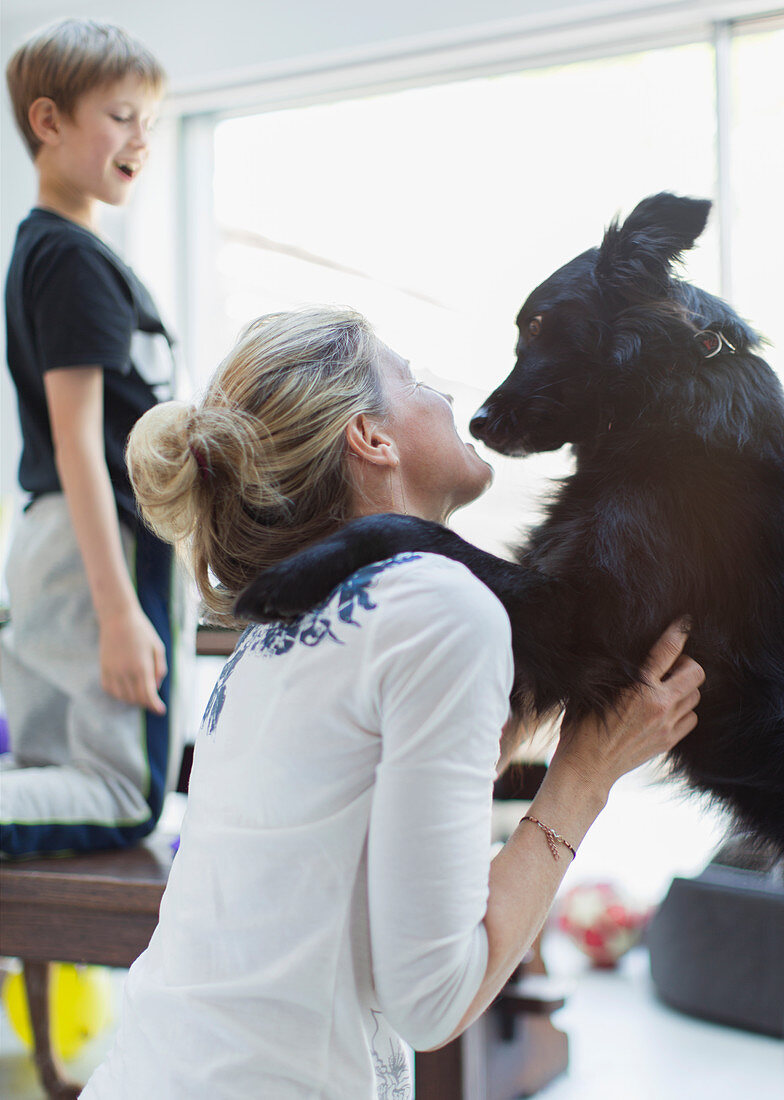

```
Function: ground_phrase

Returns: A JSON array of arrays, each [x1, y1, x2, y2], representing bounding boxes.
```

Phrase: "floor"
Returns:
[[1, 769, 782, 1098], [536, 938, 783, 1100]]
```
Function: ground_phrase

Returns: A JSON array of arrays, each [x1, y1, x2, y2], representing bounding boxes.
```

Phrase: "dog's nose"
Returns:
[[469, 406, 490, 440]]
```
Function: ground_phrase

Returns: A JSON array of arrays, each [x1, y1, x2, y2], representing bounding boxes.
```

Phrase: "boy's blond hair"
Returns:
[[6, 19, 166, 159]]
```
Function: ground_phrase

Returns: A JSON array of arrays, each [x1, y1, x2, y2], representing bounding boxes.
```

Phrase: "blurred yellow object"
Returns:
[[1, 963, 113, 1060]]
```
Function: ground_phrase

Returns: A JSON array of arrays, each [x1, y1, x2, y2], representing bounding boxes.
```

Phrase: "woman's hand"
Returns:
[[442, 621, 704, 1049], [99, 603, 168, 715], [552, 620, 704, 803]]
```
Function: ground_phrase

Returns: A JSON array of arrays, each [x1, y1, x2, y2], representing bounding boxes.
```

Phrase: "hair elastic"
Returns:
[[188, 441, 212, 482]]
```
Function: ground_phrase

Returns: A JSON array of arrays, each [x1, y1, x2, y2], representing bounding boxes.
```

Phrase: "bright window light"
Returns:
[[204, 31, 781, 554]]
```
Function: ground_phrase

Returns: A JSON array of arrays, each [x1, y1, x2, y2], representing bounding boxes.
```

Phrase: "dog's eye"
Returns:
[[528, 315, 543, 337]]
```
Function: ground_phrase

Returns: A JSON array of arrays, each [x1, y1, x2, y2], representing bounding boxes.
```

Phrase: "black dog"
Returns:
[[236, 193, 784, 852]]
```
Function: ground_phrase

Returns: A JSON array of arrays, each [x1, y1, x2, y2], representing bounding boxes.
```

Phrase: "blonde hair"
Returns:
[[6, 19, 166, 159], [128, 307, 388, 625]]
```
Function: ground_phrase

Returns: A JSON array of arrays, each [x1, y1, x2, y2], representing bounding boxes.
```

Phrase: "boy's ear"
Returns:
[[345, 414, 399, 467], [28, 97, 63, 148]]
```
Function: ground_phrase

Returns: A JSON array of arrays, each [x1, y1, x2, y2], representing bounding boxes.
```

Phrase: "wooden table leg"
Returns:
[[22, 961, 82, 1100], [415, 1038, 464, 1099]]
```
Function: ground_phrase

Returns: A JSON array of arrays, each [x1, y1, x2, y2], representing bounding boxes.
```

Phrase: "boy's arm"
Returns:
[[43, 366, 167, 715]]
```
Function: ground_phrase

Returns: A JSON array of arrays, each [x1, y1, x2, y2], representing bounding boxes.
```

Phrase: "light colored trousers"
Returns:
[[0, 493, 179, 856]]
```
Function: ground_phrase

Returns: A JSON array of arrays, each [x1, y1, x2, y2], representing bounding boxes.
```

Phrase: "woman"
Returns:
[[82, 307, 704, 1099]]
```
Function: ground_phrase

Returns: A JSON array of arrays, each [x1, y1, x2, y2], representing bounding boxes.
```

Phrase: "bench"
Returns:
[[0, 835, 175, 1099]]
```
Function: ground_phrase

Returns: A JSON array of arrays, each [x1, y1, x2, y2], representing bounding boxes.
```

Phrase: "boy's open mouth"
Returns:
[[115, 161, 139, 179]]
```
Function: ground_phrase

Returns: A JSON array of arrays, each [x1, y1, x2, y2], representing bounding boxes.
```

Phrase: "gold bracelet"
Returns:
[[520, 815, 577, 862]]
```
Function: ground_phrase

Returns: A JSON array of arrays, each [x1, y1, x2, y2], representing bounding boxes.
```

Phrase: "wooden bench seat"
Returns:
[[0, 836, 175, 1099], [1, 835, 174, 967]]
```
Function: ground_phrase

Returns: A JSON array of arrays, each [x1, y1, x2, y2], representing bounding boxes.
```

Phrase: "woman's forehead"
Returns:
[[378, 344, 414, 383]]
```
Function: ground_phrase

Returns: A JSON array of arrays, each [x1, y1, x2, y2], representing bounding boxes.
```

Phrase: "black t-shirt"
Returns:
[[5, 208, 175, 528]]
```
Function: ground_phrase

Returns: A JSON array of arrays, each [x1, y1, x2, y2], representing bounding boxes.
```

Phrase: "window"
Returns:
[[188, 20, 783, 554]]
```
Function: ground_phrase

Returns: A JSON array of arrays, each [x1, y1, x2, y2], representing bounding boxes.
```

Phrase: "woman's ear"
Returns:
[[345, 414, 399, 468], [28, 97, 62, 149]]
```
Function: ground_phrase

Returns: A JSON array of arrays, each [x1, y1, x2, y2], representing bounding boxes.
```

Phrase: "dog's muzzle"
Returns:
[[470, 405, 530, 456], [469, 405, 492, 439]]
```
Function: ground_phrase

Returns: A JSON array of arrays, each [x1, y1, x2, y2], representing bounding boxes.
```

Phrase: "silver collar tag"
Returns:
[[694, 330, 736, 358]]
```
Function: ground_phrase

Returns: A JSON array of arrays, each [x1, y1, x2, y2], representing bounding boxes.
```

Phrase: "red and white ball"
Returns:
[[556, 881, 651, 968]]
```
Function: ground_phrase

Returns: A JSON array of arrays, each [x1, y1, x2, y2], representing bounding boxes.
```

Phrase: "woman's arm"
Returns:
[[44, 367, 167, 714], [364, 558, 514, 1051], [434, 622, 703, 1047], [365, 560, 702, 1051]]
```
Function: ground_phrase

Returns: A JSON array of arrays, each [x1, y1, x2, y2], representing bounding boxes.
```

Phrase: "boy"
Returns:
[[1, 19, 178, 856]]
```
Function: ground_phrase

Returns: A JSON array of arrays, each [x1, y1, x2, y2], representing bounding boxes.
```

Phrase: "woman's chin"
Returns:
[[448, 466, 495, 518], [474, 453, 495, 492]]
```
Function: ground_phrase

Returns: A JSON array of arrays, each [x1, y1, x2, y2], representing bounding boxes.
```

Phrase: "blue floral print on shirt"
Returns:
[[201, 554, 421, 737]]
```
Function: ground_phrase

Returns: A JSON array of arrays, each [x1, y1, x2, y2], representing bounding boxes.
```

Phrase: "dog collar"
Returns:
[[694, 329, 736, 358]]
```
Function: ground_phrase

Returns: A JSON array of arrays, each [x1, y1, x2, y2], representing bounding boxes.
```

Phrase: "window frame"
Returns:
[[153, 9, 784, 389]]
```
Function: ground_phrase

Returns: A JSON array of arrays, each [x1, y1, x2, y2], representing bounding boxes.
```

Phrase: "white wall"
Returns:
[[0, 1, 673, 94]]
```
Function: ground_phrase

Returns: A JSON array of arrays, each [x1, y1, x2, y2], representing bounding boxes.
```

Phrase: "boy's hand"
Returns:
[[44, 368, 168, 717], [99, 603, 167, 715]]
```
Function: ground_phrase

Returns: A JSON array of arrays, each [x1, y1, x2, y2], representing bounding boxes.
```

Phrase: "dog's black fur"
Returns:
[[236, 194, 784, 852]]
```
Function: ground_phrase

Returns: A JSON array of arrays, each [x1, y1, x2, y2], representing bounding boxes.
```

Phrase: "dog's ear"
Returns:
[[597, 193, 711, 299]]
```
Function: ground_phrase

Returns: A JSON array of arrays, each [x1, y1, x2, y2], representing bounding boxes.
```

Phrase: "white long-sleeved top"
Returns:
[[80, 553, 513, 1099]]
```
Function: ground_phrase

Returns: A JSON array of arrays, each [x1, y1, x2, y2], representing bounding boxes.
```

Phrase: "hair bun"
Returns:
[[127, 401, 198, 543], [127, 307, 385, 624]]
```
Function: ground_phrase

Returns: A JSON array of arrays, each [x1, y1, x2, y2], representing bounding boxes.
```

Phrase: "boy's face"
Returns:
[[49, 75, 160, 210]]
